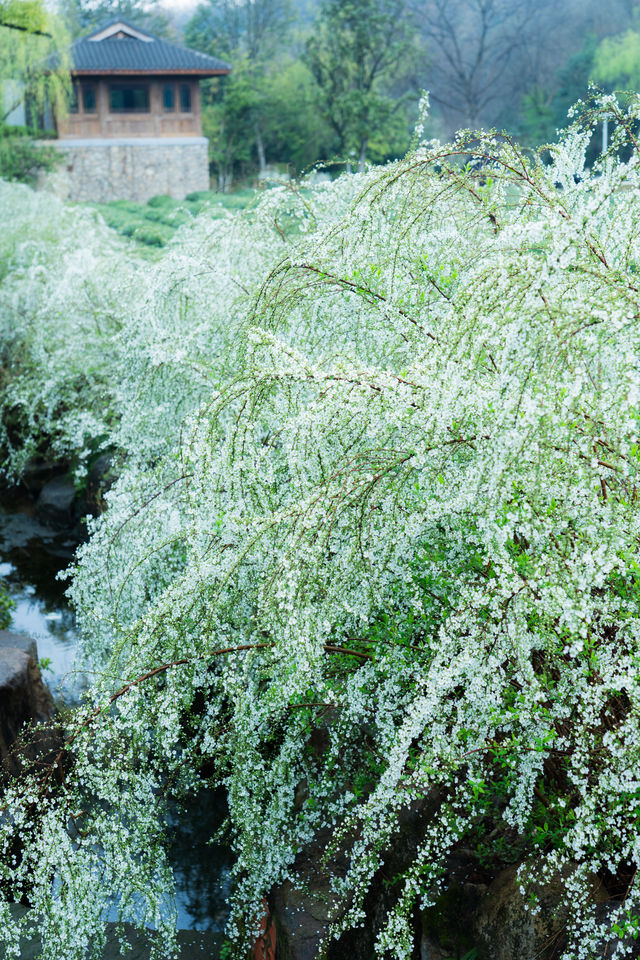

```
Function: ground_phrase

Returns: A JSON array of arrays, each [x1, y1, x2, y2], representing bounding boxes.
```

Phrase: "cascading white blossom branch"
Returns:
[[1, 93, 640, 959]]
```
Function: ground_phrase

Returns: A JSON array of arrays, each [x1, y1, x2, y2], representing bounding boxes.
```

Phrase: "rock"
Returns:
[[419, 935, 450, 960], [472, 864, 609, 960], [420, 881, 487, 959], [20, 460, 60, 496], [269, 793, 441, 960], [0, 630, 37, 660], [472, 865, 549, 960], [270, 829, 349, 960], [0, 510, 64, 554], [0, 647, 31, 692], [82, 451, 116, 516], [36, 475, 77, 525], [0, 633, 57, 777], [270, 813, 619, 960]]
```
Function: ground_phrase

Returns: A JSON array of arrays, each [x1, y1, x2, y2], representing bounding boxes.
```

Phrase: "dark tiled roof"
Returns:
[[70, 18, 231, 76]]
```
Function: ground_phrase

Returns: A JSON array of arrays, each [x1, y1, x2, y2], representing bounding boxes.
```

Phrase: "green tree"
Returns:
[[57, 0, 170, 40], [185, 0, 290, 61], [201, 59, 257, 189], [592, 28, 640, 89], [186, 0, 291, 178], [552, 34, 598, 123], [305, 0, 416, 170], [0, 583, 13, 630], [505, 35, 598, 149], [0, 0, 70, 182], [515, 86, 556, 145], [199, 55, 335, 186], [258, 58, 336, 175], [0, 0, 70, 123]]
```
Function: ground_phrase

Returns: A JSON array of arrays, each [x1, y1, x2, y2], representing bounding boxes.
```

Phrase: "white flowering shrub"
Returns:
[[2, 95, 640, 959]]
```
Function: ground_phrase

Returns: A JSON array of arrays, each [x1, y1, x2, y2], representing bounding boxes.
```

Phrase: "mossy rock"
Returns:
[[421, 883, 482, 959]]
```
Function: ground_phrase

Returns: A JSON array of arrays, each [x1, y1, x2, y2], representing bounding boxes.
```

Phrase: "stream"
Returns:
[[0, 498, 233, 959]]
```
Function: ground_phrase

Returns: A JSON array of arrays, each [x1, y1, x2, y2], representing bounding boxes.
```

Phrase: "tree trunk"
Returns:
[[358, 137, 368, 173], [255, 121, 267, 174]]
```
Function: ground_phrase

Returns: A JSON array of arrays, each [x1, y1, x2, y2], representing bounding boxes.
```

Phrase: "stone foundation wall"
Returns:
[[39, 137, 210, 203]]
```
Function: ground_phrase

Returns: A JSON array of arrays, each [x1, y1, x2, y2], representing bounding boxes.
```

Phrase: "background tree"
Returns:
[[412, 0, 640, 140], [187, 0, 640, 187], [186, 0, 291, 176], [185, 0, 291, 61], [591, 28, 640, 89], [505, 33, 599, 147], [200, 58, 257, 189], [57, 0, 171, 40], [258, 58, 337, 175], [1, 0, 70, 123], [412, 0, 558, 130], [0, 0, 70, 182], [305, 0, 416, 170]]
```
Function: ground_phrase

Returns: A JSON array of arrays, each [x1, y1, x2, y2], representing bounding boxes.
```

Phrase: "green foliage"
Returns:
[[516, 86, 556, 147], [0, 583, 13, 630], [258, 57, 336, 175], [185, 0, 294, 184], [592, 29, 640, 91], [57, 0, 171, 40], [188, 0, 414, 183], [184, 0, 291, 61], [0, 124, 62, 184], [198, 59, 337, 186], [305, 0, 414, 164], [0, 0, 48, 32], [90, 189, 257, 247], [551, 34, 598, 127], [0, 0, 68, 183], [0, 1, 70, 126], [199, 64, 260, 186], [508, 35, 598, 149]]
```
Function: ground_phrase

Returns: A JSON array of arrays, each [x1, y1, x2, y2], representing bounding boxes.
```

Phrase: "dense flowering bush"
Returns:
[[2, 95, 640, 959]]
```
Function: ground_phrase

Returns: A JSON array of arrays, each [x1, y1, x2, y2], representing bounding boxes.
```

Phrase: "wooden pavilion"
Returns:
[[46, 19, 231, 202]]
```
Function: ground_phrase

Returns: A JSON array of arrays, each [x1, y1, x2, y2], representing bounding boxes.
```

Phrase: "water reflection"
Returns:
[[0, 506, 84, 704], [168, 789, 233, 931], [0, 562, 83, 703], [0, 501, 233, 937]]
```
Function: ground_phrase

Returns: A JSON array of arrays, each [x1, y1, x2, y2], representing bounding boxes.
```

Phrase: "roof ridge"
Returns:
[[81, 17, 156, 41]]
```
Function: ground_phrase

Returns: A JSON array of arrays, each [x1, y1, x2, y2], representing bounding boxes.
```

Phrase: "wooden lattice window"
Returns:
[[109, 84, 150, 113], [179, 83, 191, 113], [163, 84, 175, 112]]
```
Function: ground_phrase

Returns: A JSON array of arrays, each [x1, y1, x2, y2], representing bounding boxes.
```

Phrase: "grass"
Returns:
[[87, 188, 258, 248]]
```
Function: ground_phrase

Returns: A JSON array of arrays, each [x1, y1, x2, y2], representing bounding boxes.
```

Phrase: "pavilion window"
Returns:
[[179, 83, 191, 113], [163, 84, 175, 112], [109, 84, 150, 113], [82, 85, 97, 113], [69, 84, 79, 114]]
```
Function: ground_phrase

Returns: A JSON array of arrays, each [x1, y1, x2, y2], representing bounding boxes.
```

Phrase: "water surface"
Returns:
[[0, 500, 233, 947]]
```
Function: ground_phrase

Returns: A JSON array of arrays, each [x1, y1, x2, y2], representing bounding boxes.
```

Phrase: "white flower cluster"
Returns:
[[2, 96, 640, 958]]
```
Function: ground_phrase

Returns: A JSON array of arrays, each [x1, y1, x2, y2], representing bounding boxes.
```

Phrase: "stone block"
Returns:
[[36, 474, 77, 525], [0, 636, 57, 777]]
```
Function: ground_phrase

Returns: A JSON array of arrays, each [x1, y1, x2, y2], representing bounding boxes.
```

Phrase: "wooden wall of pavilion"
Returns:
[[58, 77, 203, 139]]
